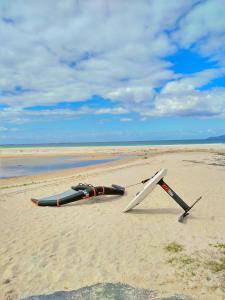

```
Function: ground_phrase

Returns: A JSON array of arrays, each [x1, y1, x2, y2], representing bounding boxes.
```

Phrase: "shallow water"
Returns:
[[22, 282, 191, 300], [0, 156, 118, 178]]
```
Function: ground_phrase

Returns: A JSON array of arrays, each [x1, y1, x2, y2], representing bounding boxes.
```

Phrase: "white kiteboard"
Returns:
[[123, 168, 167, 212]]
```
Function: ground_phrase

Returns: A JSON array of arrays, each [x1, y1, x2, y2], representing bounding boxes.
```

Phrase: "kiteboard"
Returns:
[[123, 168, 167, 212]]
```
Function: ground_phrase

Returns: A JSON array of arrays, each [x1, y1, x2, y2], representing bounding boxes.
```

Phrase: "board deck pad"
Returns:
[[123, 169, 167, 212]]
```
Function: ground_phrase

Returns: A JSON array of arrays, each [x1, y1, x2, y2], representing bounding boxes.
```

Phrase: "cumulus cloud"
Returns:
[[144, 88, 225, 118], [161, 68, 225, 94], [0, 0, 225, 125]]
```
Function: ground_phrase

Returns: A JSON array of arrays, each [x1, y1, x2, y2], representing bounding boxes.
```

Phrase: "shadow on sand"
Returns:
[[126, 208, 181, 215], [22, 282, 191, 300], [126, 208, 198, 223]]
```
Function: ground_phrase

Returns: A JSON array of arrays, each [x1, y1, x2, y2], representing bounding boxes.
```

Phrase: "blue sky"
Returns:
[[0, 0, 225, 144]]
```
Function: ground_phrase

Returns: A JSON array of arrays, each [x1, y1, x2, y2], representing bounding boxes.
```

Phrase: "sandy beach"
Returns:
[[0, 145, 225, 300]]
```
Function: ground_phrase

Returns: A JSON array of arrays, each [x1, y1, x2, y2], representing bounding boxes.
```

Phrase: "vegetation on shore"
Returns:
[[164, 242, 225, 292]]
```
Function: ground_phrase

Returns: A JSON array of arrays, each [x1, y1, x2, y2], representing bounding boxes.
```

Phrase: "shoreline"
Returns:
[[1, 143, 225, 158], [0, 140, 224, 148], [0, 156, 134, 193], [1, 144, 224, 193]]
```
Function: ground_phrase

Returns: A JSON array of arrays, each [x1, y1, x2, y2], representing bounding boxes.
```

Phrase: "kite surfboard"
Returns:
[[123, 168, 167, 212]]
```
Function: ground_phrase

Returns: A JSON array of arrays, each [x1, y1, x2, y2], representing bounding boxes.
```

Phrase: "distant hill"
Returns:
[[207, 134, 225, 141]]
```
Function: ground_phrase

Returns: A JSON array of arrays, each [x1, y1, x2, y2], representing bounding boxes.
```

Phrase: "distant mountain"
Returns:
[[207, 134, 225, 141]]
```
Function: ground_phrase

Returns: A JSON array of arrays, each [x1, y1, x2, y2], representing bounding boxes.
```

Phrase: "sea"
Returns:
[[0, 138, 225, 148]]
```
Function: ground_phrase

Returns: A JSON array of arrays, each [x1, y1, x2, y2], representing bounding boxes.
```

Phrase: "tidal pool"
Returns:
[[0, 156, 119, 178]]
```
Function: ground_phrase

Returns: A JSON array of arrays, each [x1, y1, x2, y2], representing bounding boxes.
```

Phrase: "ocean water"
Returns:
[[0, 138, 224, 148]]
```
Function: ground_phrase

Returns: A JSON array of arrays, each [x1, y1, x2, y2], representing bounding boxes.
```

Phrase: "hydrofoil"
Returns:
[[123, 169, 202, 222]]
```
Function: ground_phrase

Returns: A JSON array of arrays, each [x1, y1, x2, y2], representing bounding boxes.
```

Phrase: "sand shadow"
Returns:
[[126, 208, 198, 223], [22, 282, 190, 300], [127, 207, 181, 215]]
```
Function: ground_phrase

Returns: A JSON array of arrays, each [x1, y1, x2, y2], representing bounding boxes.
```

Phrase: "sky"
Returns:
[[0, 0, 225, 144]]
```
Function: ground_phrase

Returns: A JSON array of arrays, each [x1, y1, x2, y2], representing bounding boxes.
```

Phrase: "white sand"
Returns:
[[0, 146, 225, 300]]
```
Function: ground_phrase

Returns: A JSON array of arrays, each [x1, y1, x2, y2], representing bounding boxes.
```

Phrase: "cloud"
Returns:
[[0, 126, 18, 132], [160, 68, 225, 94], [95, 107, 128, 114], [0, 1, 191, 104], [173, 0, 225, 61], [120, 117, 133, 122], [0, 126, 8, 131], [0, 0, 225, 125], [147, 88, 225, 118], [137, 67, 225, 118], [0, 105, 130, 124]]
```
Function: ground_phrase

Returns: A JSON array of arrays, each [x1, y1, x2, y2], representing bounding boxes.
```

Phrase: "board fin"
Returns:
[[178, 196, 202, 223]]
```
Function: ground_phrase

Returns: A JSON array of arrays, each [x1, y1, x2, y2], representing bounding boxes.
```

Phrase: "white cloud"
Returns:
[[0, 0, 225, 124], [0, 1, 192, 105], [0, 126, 18, 132], [120, 117, 132, 122], [0, 105, 130, 124], [0, 126, 8, 131], [107, 86, 156, 104], [96, 107, 128, 115], [161, 68, 225, 94], [141, 87, 225, 118], [173, 0, 225, 62]]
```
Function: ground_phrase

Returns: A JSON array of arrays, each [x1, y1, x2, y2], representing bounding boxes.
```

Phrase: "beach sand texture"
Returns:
[[0, 146, 225, 300]]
